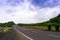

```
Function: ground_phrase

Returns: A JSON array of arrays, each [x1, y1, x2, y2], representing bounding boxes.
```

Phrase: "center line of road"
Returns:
[[14, 29, 34, 40], [48, 34, 60, 38]]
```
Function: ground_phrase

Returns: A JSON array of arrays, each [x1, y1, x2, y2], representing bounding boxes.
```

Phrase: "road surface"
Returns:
[[0, 29, 15, 40], [0, 27, 2, 30], [0, 25, 60, 40], [13, 25, 60, 40]]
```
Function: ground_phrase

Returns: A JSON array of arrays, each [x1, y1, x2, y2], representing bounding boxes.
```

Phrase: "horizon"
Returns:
[[0, 0, 60, 24]]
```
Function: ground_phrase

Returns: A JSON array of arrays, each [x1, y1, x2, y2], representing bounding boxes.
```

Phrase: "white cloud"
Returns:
[[0, 0, 60, 24], [36, 6, 60, 23]]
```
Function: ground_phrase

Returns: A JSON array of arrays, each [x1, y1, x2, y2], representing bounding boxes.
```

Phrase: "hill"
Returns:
[[18, 14, 60, 26], [0, 21, 15, 27]]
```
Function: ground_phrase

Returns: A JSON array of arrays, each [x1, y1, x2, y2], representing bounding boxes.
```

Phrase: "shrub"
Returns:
[[55, 25, 59, 31], [47, 25, 51, 31]]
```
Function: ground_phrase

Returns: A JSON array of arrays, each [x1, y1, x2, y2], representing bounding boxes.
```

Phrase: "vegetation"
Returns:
[[55, 25, 59, 31], [18, 14, 60, 32], [47, 25, 51, 31], [18, 14, 60, 26], [0, 27, 9, 38], [0, 21, 15, 27]]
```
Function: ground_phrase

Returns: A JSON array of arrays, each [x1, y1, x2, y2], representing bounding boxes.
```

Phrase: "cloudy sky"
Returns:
[[0, 0, 60, 24]]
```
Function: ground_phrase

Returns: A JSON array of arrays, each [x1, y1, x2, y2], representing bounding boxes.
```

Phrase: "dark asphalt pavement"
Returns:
[[0, 27, 2, 30], [0, 25, 60, 40], [0, 29, 15, 40], [14, 25, 60, 40]]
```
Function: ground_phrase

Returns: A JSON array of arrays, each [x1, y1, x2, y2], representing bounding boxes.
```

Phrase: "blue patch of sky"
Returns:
[[0, 0, 6, 6], [0, 0, 24, 6], [7, 0, 24, 6], [31, 0, 59, 8]]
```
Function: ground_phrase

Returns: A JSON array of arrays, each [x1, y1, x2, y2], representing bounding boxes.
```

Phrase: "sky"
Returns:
[[0, 0, 60, 24]]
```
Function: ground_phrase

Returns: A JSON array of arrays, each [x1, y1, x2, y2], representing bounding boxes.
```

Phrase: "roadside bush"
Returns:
[[55, 25, 59, 31], [47, 25, 51, 31]]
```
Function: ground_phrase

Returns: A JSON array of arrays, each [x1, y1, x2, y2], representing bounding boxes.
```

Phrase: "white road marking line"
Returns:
[[14, 29, 34, 40], [48, 34, 60, 38]]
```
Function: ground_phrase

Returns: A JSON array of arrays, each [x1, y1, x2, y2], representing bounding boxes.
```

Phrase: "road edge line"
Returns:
[[14, 29, 33, 40]]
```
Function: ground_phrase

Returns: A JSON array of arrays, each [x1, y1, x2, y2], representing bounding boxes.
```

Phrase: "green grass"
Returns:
[[0, 28, 9, 38]]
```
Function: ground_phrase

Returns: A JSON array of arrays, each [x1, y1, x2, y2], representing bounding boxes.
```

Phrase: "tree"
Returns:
[[55, 25, 59, 31], [47, 25, 51, 31], [0, 21, 15, 27]]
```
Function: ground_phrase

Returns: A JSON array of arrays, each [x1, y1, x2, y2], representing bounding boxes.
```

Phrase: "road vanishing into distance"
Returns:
[[0, 25, 60, 40]]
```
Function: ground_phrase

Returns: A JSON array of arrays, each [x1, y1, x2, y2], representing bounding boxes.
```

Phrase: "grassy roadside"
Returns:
[[0, 27, 10, 38], [21, 26, 60, 32]]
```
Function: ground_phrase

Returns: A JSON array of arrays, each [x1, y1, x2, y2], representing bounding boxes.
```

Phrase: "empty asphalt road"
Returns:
[[0, 29, 16, 40], [13, 25, 60, 40]]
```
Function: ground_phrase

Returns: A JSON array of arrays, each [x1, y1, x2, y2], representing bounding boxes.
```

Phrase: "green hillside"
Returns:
[[0, 21, 15, 27], [49, 14, 60, 26]]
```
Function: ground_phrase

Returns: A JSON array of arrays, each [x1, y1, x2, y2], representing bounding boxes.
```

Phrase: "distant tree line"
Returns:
[[18, 14, 60, 26], [0, 21, 15, 27], [18, 14, 60, 31]]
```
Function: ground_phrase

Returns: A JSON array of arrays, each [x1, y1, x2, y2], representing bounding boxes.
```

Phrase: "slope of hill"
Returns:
[[46, 14, 60, 26], [49, 14, 60, 24], [0, 21, 15, 27], [18, 14, 60, 26]]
